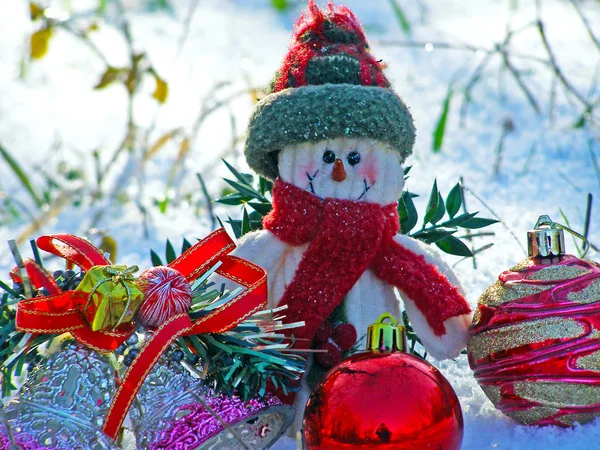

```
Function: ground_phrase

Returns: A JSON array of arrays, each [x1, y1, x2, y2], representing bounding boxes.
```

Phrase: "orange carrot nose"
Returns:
[[331, 158, 346, 182]]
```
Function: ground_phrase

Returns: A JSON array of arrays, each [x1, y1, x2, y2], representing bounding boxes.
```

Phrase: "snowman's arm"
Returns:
[[371, 234, 471, 360], [225, 230, 289, 308], [230, 230, 287, 271]]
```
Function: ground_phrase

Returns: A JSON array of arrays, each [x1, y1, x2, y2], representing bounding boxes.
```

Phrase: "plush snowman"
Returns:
[[232, 0, 471, 423]]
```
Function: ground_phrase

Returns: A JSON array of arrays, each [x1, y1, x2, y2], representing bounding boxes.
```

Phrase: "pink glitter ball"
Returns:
[[137, 266, 192, 328]]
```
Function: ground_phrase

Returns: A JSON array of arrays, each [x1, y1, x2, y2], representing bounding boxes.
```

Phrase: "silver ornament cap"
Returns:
[[527, 215, 566, 259]]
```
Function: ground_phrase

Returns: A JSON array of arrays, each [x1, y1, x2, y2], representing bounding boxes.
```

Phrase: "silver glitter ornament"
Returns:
[[0, 342, 120, 450]]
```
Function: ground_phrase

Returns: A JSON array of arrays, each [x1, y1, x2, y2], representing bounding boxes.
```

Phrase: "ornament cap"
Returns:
[[366, 312, 406, 353], [527, 215, 566, 259]]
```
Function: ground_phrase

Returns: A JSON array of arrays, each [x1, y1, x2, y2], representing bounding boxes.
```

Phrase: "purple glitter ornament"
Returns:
[[132, 357, 294, 449], [0, 430, 55, 450], [149, 394, 292, 449]]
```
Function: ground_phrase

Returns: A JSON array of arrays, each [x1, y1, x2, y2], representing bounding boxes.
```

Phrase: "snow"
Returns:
[[1, 0, 599, 448]]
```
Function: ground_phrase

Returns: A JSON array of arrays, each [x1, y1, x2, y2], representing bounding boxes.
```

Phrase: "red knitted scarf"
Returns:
[[264, 179, 470, 353]]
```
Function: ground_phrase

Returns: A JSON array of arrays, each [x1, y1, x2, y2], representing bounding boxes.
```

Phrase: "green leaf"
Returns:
[[157, 196, 168, 213], [30, 239, 42, 265], [412, 229, 457, 244], [227, 215, 242, 239], [223, 178, 265, 202], [0, 280, 20, 298], [181, 238, 192, 253], [460, 217, 499, 229], [166, 239, 176, 263], [215, 193, 253, 206], [432, 191, 445, 224], [259, 177, 273, 195], [388, 0, 411, 35], [0, 144, 43, 207], [271, 0, 289, 11], [446, 183, 462, 218], [423, 180, 440, 225], [432, 87, 453, 153], [441, 212, 477, 228], [398, 191, 418, 234], [222, 159, 253, 187], [435, 235, 473, 257], [241, 208, 251, 236], [572, 108, 591, 129], [248, 210, 264, 230], [572, 114, 586, 129], [150, 249, 163, 267], [248, 202, 272, 216]]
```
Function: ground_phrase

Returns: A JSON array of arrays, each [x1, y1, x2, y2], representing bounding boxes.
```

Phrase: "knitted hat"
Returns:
[[245, 1, 416, 180]]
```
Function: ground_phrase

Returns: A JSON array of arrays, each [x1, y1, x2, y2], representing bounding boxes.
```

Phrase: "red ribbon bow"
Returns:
[[12, 229, 267, 440]]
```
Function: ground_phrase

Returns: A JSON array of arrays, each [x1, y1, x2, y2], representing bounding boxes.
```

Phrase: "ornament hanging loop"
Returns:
[[528, 215, 589, 259]]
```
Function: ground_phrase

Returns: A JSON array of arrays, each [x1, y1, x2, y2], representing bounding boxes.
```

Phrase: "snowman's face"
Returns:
[[278, 138, 404, 205]]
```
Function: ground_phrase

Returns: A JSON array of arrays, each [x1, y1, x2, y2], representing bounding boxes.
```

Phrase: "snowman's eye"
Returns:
[[347, 152, 361, 166], [322, 150, 336, 164]]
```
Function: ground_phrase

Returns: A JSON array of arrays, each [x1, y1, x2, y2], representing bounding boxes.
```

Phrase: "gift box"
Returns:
[[76, 265, 144, 331]]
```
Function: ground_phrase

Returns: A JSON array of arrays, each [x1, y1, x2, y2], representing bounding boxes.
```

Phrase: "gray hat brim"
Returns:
[[244, 83, 415, 180]]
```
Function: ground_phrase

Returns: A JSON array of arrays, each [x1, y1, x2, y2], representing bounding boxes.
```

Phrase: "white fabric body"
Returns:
[[228, 138, 471, 432]]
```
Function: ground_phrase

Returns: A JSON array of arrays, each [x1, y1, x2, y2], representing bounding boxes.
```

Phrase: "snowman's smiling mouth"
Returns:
[[306, 171, 373, 201], [306, 170, 319, 196], [357, 179, 372, 201]]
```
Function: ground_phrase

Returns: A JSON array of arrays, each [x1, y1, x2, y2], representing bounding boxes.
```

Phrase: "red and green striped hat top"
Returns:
[[245, 1, 415, 180]]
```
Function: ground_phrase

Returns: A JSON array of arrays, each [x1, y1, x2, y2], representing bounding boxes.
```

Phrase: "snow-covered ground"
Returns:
[[1, 0, 600, 448]]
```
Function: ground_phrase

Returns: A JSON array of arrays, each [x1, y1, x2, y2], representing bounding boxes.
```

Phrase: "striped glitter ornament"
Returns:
[[137, 266, 192, 328], [468, 217, 600, 427]]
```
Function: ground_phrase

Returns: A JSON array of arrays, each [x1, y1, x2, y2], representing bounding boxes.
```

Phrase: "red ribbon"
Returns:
[[13, 229, 267, 441]]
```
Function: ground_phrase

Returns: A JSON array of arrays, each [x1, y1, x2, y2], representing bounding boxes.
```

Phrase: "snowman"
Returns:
[[230, 1, 471, 424]]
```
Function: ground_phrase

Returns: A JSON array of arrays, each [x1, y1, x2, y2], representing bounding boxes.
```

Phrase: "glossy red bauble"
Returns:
[[303, 350, 463, 449]]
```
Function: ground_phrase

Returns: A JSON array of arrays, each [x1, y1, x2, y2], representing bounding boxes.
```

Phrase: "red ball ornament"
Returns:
[[468, 216, 600, 427], [303, 313, 463, 450], [332, 322, 357, 351], [314, 321, 358, 369], [137, 266, 192, 328], [315, 340, 342, 368], [315, 320, 333, 342]]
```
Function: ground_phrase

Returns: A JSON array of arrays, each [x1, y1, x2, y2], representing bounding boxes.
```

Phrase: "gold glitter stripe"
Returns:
[[576, 350, 600, 371], [507, 406, 559, 425], [567, 279, 600, 304], [468, 317, 586, 361], [478, 280, 553, 307], [527, 265, 589, 281], [481, 385, 501, 406], [514, 381, 600, 407], [558, 412, 600, 426]]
